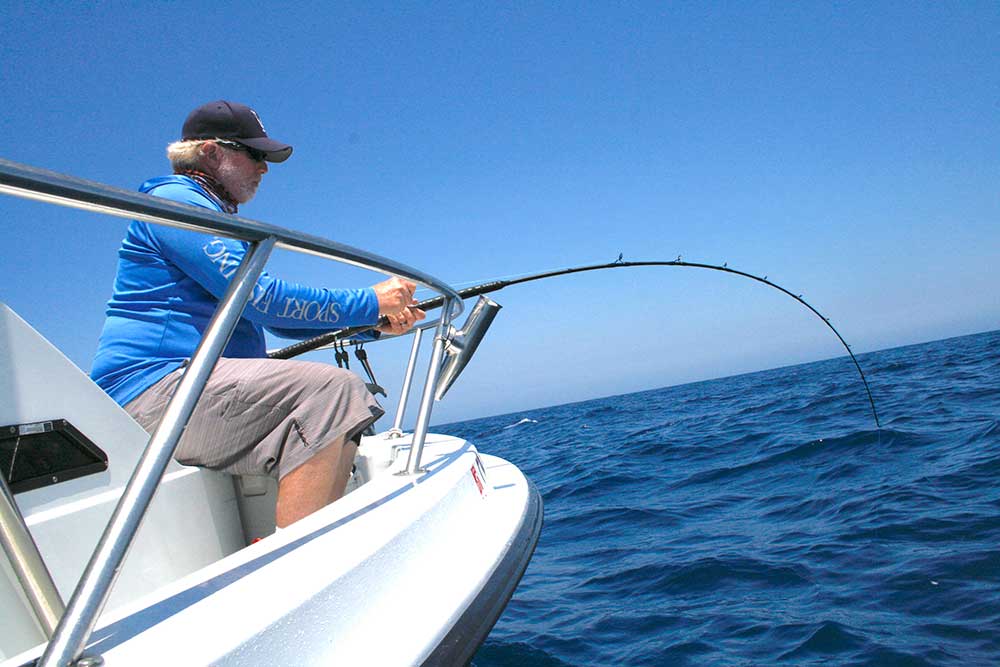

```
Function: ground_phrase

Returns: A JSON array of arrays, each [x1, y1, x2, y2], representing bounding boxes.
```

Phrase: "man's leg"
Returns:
[[275, 436, 359, 528], [125, 358, 383, 529]]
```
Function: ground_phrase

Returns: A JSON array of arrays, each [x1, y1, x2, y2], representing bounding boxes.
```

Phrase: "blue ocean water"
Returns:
[[441, 329, 1000, 666]]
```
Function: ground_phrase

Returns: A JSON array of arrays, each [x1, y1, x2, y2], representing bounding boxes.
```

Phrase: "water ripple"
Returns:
[[438, 329, 1000, 666]]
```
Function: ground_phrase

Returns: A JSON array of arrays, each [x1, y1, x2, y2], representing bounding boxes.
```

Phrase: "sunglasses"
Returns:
[[215, 139, 267, 163]]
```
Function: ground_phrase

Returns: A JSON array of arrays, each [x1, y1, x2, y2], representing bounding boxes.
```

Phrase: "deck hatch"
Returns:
[[0, 419, 108, 494]]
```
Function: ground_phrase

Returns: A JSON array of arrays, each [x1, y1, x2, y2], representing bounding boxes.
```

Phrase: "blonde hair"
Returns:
[[166, 139, 212, 172]]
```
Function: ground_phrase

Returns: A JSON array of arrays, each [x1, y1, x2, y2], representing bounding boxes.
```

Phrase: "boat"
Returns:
[[0, 158, 543, 666]]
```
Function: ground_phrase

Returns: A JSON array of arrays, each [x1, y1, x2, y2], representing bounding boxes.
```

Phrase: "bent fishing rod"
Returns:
[[269, 257, 881, 429]]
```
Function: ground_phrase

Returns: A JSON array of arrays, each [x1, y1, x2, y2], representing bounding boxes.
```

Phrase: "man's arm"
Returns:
[[141, 181, 422, 332], [148, 223, 381, 329]]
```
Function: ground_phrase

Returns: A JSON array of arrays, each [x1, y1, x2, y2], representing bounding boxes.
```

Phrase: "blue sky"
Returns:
[[1, 2, 997, 425]]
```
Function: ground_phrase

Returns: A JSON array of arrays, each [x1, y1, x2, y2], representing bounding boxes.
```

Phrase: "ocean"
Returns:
[[438, 329, 1000, 666]]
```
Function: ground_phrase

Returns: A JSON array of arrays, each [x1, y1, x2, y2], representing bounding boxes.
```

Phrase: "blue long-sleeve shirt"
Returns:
[[91, 175, 380, 406]]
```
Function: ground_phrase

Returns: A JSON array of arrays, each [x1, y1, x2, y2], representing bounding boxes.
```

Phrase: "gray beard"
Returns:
[[216, 161, 258, 204]]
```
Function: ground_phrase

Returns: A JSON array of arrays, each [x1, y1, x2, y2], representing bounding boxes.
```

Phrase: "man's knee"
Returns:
[[277, 360, 363, 396]]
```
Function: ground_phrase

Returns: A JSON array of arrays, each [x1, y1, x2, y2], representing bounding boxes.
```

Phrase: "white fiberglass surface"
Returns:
[[2, 436, 533, 666]]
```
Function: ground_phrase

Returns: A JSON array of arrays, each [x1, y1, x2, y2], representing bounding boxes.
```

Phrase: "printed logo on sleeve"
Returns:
[[201, 239, 342, 321]]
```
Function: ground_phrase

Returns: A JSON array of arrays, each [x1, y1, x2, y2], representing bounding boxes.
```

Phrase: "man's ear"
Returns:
[[200, 141, 222, 169]]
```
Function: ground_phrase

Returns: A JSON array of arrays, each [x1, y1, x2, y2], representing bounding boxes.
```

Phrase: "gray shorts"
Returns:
[[125, 358, 384, 480]]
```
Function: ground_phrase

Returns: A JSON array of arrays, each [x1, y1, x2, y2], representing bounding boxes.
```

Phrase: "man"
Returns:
[[91, 100, 424, 527]]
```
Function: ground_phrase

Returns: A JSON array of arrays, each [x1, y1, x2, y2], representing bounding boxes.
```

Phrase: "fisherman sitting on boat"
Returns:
[[90, 100, 424, 528]]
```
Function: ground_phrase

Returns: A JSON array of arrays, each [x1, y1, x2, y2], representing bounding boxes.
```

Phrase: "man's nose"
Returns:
[[258, 160, 268, 174]]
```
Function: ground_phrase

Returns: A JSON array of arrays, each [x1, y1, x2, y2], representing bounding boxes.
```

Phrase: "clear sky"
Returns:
[[1, 2, 997, 425]]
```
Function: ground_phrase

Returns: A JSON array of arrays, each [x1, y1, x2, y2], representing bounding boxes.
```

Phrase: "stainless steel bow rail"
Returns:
[[0, 157, 464, 667]]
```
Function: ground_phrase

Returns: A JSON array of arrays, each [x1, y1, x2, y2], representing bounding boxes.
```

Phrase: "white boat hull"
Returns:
[[0, 301, 541, 666], [6, 433, 541, 666]]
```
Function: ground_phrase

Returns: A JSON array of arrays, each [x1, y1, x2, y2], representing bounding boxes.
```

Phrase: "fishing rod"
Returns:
[[269, 256, 881, 429]]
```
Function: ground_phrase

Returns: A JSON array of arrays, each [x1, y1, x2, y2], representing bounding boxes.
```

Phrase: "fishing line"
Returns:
[[269, 256, 881, 429]]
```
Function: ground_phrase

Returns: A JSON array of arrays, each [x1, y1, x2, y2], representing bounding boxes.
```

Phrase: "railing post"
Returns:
[[388, 327, 424, 437], [38, 237, 276, 667], [403, 299, 459, 474], [0, 471, 64, 638]]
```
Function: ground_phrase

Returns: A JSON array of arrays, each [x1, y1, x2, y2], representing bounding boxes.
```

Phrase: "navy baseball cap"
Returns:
[[182, 100, 293, 163]]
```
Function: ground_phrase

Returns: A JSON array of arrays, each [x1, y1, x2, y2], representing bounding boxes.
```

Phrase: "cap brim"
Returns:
[[238, 137, 293, 163]]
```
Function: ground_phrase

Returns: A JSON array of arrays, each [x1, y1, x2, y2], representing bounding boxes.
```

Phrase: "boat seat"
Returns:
[[234, 474, 278, 541], [0, 303, 245, 660]]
